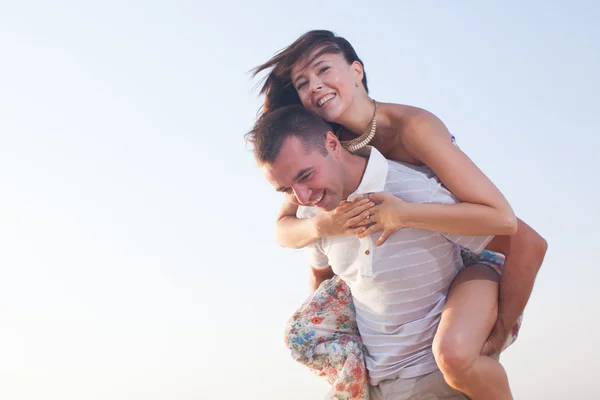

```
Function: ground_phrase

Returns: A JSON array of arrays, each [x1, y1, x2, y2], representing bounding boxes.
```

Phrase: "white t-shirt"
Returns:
[[298, 147, 492, 385]]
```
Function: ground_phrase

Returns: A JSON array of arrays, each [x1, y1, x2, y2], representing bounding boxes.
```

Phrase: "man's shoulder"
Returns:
[[385, 158, 437, 181], [385, 159, 460, 205], [383, 160, 443, 203], [297, 205, 321, 219]]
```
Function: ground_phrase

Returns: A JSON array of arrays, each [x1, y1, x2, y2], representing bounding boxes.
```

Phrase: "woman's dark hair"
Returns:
[[252, 30, 369, 115]]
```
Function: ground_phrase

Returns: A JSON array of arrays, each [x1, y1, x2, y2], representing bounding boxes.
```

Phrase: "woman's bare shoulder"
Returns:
[[375, 103, 441, 164], [383, 103, 438, 126]]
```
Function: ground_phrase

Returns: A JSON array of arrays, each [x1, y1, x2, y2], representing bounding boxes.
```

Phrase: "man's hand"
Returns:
[[481, 319, 511, 356], [482, 218, 547, 356]]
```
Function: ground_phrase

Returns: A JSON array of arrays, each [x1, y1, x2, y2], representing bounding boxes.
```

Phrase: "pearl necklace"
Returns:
[[339, 100, 378, 152]]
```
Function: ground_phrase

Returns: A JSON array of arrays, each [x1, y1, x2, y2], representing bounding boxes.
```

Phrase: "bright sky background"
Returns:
[[0, 1, 598, 399]]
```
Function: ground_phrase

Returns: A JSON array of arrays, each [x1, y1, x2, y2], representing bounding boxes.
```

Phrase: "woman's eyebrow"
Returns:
[[293, 60, 327, 85]]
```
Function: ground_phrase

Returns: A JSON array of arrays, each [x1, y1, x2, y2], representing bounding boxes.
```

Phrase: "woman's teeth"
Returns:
[[317, 94, 335, 107]]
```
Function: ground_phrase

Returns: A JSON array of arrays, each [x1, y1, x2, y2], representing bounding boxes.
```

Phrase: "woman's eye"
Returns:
[[319, 66, 330, 74], [297, 82, 307, 90]]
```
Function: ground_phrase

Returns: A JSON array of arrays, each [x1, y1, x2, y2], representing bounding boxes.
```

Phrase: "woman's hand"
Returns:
[[315, 198, 375, 238], [356, 192, 413, 246]]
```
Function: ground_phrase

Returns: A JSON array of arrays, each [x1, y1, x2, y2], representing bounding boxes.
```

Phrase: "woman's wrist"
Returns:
[[393, 198, 416, 230], [312, 213, 326, 239]]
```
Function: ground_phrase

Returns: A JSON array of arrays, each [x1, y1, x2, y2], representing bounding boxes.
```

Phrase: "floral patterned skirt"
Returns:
[[283, 249, 522, 400]]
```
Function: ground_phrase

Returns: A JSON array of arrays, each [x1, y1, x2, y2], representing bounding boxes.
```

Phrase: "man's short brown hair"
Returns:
[[246, 105, 332, 165]]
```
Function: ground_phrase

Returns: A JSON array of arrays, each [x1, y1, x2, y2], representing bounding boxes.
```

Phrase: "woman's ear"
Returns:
[[351, 61, 364, 87]]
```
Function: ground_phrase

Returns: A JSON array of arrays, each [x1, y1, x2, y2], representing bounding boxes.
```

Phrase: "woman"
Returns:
[[251, 30, 544, 400]]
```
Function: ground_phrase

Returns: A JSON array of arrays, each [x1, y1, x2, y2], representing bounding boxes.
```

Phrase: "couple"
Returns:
[[247, 30, 547, 399]]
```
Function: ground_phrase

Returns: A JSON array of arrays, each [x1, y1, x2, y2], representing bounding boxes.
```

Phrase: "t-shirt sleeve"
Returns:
[[426, 176, 494, 253], [304, 239, 330, 269]]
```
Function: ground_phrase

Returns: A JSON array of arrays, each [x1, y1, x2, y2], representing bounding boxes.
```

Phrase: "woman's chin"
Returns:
[[321, 106, 345, 123], [310, 101, 344, 123]]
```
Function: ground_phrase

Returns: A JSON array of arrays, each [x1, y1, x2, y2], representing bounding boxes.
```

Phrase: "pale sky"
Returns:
[[0, 1, 598, 399]]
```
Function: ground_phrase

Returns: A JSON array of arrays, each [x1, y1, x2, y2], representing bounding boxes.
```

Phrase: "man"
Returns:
[[250, 105, 546, 399]]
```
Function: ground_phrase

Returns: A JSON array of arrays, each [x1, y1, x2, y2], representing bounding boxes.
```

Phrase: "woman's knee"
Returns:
[[432, 329, 478, 388], [434, 266, 500, 386]]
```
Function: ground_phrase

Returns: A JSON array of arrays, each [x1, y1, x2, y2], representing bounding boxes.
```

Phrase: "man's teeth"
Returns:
[[310, 192, 324, 205], [318, 94, 335, 107]]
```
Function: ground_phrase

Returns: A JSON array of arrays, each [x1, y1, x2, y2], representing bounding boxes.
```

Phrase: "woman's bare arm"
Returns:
[[275, 200, 320, 249], [274, 198, 373, 248], [397, 109, 517, 236]]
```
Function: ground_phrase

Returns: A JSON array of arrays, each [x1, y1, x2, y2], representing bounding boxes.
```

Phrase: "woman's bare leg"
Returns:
[[432, 264, 512, 400]]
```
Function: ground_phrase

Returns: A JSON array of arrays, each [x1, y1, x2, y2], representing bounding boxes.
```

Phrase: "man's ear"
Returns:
[[325, 131, 342, 158]]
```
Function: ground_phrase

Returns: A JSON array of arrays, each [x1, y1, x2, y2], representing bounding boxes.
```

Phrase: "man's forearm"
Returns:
[[487, 218, 548, 330], [309, 266, 335, 292]]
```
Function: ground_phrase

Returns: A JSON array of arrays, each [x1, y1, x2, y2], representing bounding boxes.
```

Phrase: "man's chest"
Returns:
[[321, 228, 461, 294]]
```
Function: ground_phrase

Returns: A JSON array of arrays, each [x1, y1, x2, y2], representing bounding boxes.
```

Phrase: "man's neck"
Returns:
[[341, 151, 369, 200]]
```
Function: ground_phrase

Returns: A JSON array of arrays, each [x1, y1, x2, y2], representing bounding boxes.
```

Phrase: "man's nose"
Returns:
[[292, 185, 312, 205]]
